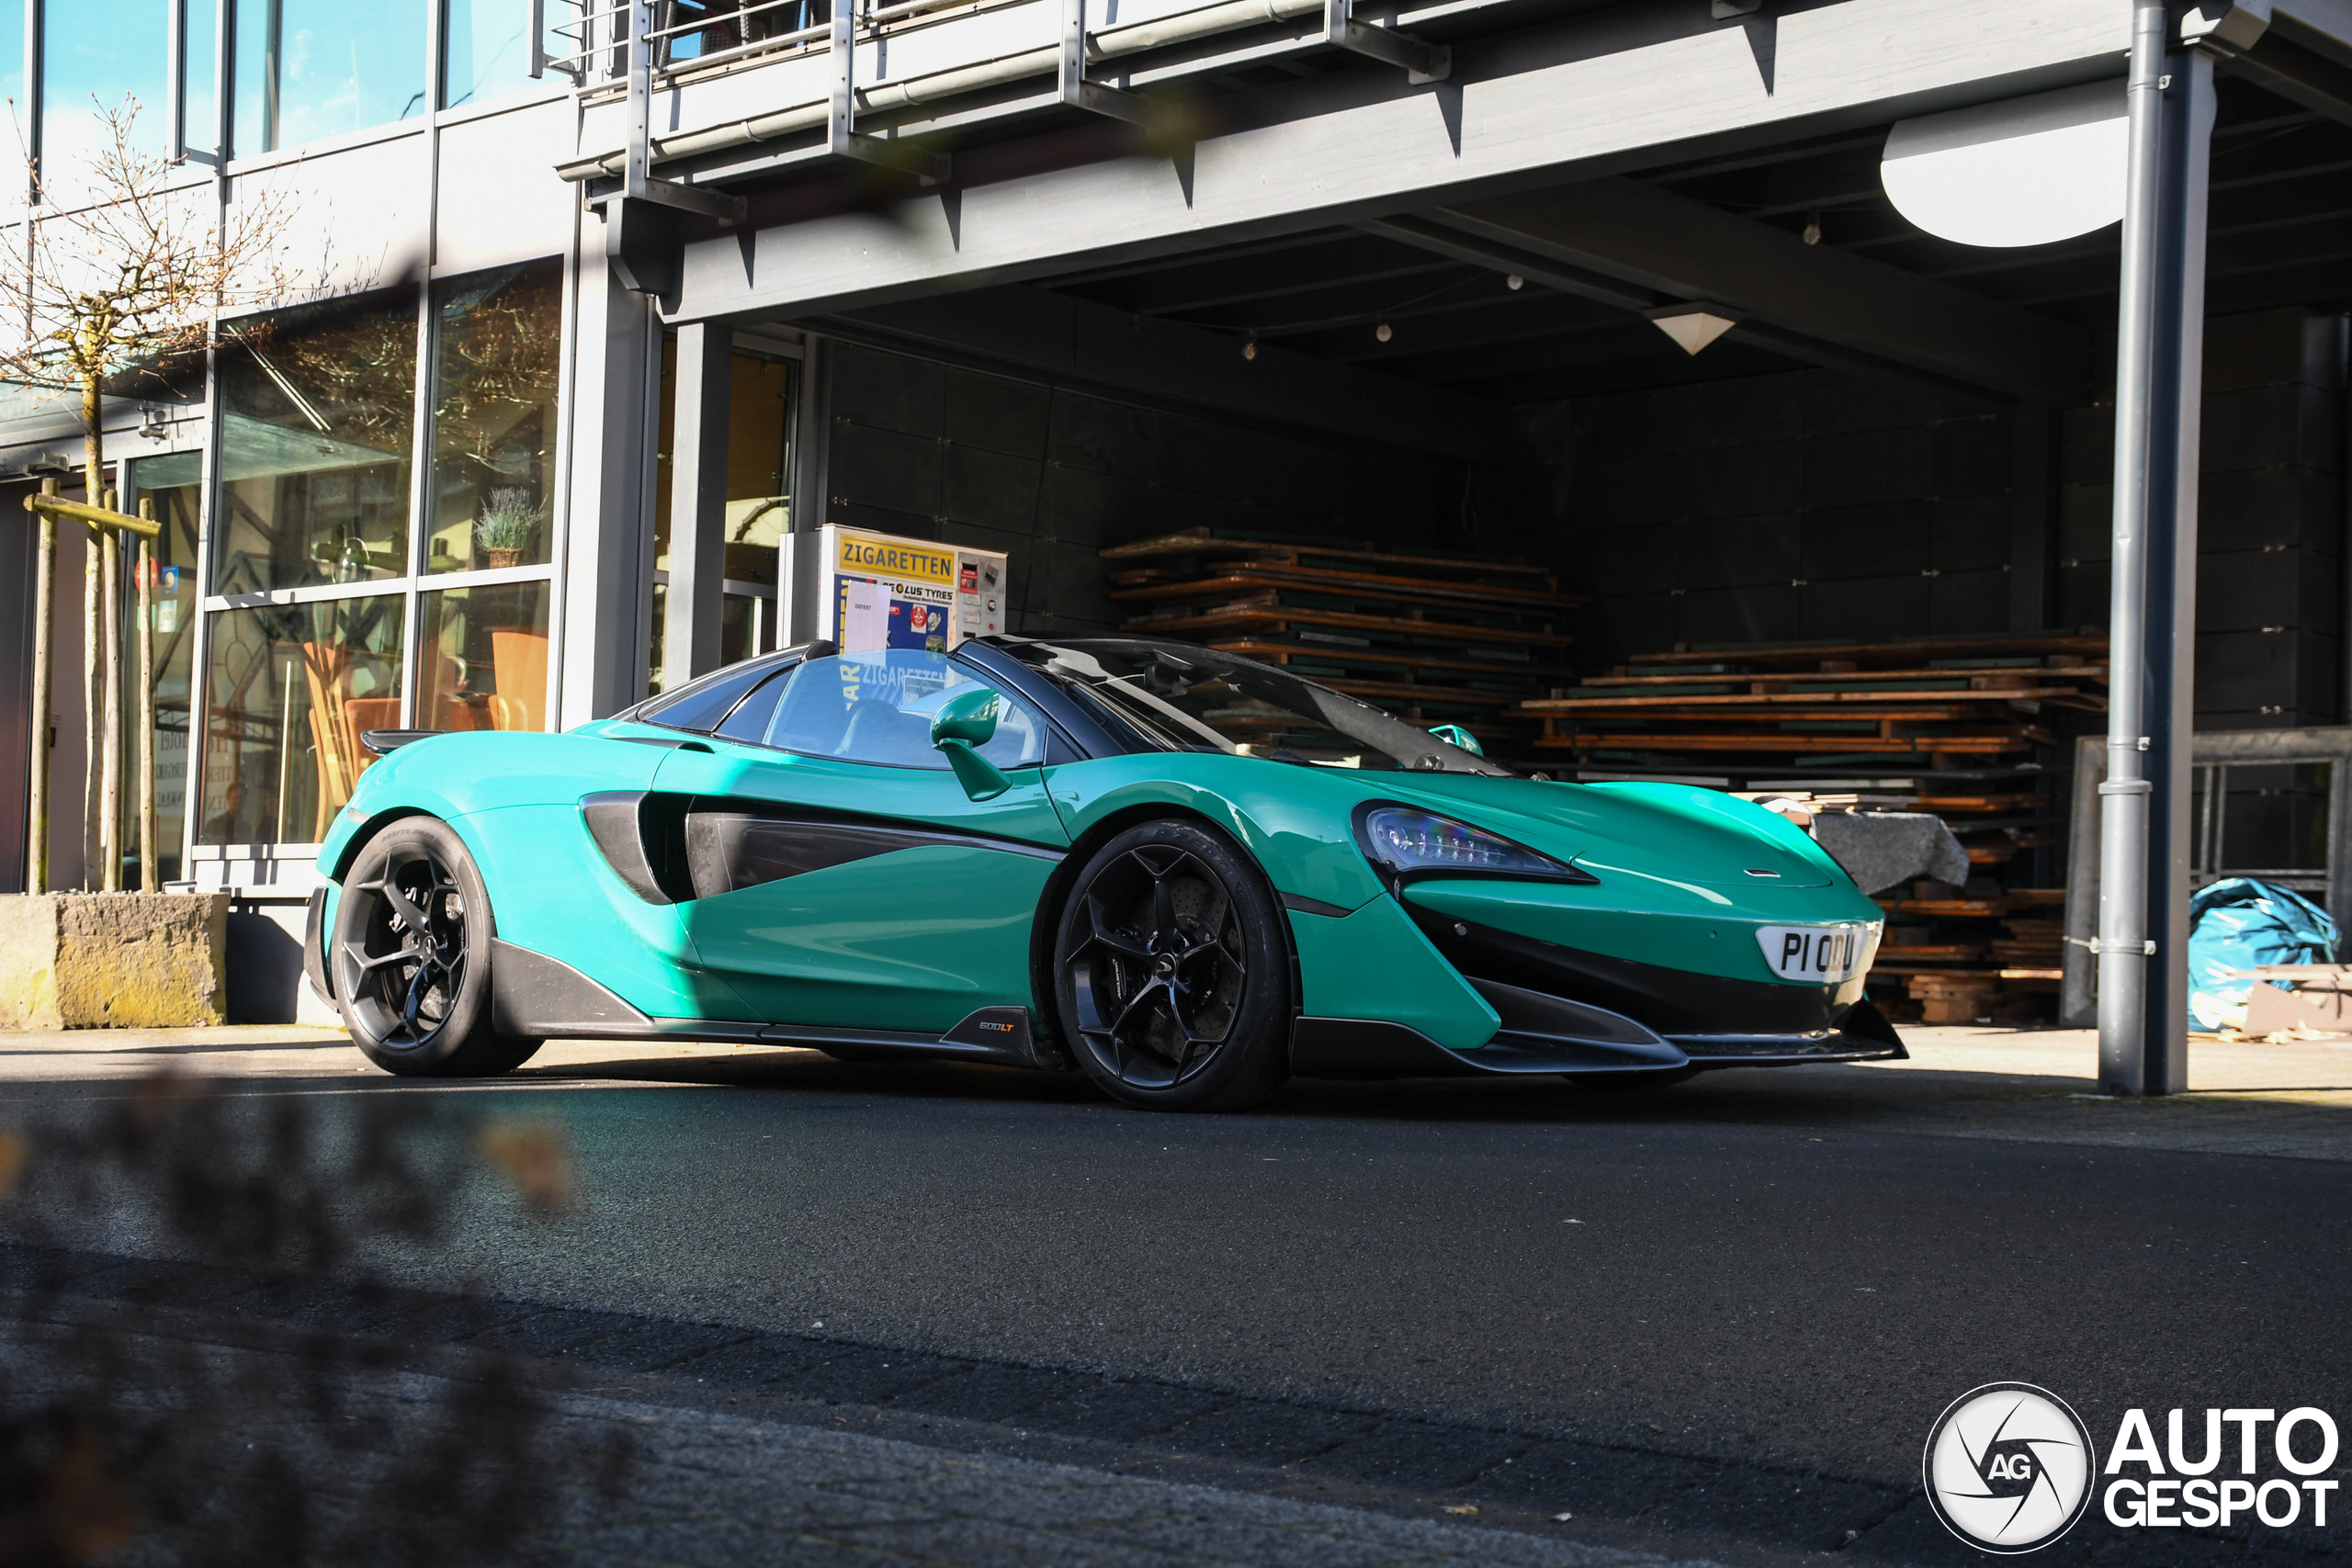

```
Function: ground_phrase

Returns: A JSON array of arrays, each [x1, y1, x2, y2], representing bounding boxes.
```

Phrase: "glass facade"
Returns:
[[181, 0, 219, 160], [418, 581, 550, 733], [0, 0, 23, 201], [661, 0, 828, 64], [443, 0, 554, 109], [40, 0, 170, 180], [213, 289, 416, 594], [6, 7, 593, 872], [648, 339, 797, 692], [195, 261, 564, 847], [724, 353, 795, 589], [232, 0, 428, 156], [199, 597, 406, 846], [130, 461, 204, 886], [428, 258, 561, 573]]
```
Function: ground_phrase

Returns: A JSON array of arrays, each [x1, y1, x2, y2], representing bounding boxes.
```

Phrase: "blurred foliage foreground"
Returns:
[[0, 1076, 632, 1566]]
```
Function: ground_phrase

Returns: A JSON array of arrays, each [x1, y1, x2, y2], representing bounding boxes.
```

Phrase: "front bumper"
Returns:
[[1287, 907, 1904, 1080]]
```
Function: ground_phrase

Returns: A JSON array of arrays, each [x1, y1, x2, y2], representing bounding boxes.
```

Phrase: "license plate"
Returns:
[[1756, 923, 1874, 984]]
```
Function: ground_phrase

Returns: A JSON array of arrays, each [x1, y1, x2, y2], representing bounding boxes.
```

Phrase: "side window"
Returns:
[[639, 658, 778, 732], [764, 651, 1045, 770], [713, 665, 795, 742]]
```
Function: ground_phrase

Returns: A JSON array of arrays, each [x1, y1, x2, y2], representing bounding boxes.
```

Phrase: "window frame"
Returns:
[[189, 259, 569, 852], [662, 649, 1056, 774]]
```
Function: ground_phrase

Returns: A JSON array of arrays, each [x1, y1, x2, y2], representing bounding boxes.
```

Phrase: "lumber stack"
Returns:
[[1519, 634, 2106, 1025], [1519, 633, 2107, 768], [1103, 527, 1582, 750]]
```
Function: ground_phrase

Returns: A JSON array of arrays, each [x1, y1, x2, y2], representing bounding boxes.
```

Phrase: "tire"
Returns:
[[331, 818, 540, 1077], [1051, 819, 1294, 1111], [1566, 1066, 1702, 1090]]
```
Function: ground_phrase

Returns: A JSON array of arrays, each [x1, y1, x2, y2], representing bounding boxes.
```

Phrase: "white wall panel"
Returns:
[[437, 100, 583, 276], [233, 131, 431, 305]]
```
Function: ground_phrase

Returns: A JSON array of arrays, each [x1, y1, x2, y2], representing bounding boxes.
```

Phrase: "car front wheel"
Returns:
[[1051, 819, 1293, 1112], [331, 817, 540, 1077]]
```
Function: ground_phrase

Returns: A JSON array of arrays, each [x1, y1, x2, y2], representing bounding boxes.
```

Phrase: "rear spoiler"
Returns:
[[359, 729, 445, 756]]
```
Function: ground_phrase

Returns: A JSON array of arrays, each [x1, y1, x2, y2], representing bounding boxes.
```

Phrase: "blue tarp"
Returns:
[[2186, 877, 2340, 1031]]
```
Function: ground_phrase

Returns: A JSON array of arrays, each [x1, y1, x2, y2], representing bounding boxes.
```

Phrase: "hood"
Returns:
[[1362, 773, 1848, 889]]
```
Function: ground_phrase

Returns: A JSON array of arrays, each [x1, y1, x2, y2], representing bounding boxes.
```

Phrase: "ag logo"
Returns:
[[1924, 1383, 2097, 1553]]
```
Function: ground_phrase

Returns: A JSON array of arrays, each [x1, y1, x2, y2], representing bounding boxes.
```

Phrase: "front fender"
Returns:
[[1044, 753, 1391, 913]]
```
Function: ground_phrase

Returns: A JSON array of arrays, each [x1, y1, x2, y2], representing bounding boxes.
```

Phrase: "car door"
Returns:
[[653, 649, 1071, 1033]]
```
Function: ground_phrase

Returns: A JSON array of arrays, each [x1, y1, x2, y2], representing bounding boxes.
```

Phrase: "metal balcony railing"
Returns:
[[548, 0, 1449, 192]]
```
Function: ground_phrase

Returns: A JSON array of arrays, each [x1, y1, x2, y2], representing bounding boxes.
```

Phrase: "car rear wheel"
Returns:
[[1051, 819, 1293, 1111], [331, 818, 541, 1077]]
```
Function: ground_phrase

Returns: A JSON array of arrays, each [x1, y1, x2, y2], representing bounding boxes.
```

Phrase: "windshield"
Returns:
[[999, 637, 1510, 775]]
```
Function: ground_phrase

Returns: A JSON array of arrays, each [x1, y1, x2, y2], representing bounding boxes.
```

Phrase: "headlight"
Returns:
[[1355, 805, 1595, 886]]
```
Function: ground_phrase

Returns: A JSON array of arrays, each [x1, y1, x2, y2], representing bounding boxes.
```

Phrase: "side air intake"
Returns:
[[581, 791, 694, 903]]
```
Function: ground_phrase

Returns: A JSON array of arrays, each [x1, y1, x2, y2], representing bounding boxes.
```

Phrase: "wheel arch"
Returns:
[[325, 806, 438, 882], [1026, 802, 1305, 1057]]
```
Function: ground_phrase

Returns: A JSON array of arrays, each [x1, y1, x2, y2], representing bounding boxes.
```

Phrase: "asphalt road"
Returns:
[[6, 1032, 2350, 1564]]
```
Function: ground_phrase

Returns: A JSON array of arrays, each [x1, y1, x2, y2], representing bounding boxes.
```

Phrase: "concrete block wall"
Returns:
[[820, 341, 1464, 637], [2057, 309, 2348, 876], [2056, 309, 2348, 729], [1507, 369, 2016, 672]]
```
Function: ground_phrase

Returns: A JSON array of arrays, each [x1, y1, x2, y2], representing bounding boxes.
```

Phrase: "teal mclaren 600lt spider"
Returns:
[[302, 635, 1903, 1111]]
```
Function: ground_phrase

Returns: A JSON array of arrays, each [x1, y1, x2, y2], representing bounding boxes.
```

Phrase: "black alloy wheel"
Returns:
[[331, 817, 538, 1077], [1052, 819, 1293, 1111]]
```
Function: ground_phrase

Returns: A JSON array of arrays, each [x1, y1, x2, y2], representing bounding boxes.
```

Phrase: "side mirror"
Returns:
[[1428, 723, 1484, 757], [931, 687, 1013, 801]]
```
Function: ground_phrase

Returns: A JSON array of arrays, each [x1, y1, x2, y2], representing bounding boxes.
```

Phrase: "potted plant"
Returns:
[[473, 489, 543, 569]]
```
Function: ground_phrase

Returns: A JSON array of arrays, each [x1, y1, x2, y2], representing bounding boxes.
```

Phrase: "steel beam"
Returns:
[[1405, 179, 2089, 404], [622, 0, 746, 225], [1324, 0, 1449, 83], [828, 285, 1506, 463], [560, 254, 663, 725], [2188, 0, 2352, 124], [667, 0, 2129, 324], [2099, 3, 2217, 1098], [1062, 0, 1153, 123], [663, 322, 733, 693], [831, 0, 953, 185]]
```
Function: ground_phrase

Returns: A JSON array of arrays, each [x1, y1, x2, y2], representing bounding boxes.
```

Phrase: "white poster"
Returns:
[[841, 576, 888, 653]]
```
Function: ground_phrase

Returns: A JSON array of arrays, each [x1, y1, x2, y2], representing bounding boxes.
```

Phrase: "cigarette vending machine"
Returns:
[[782, 525, 1009, 653]]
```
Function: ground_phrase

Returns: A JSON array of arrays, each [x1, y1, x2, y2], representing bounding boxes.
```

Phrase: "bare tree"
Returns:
[[0, 99, 297, 892]]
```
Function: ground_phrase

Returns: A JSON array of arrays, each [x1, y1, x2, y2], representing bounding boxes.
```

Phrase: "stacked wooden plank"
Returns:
[[1519, 635, 2106, 1024], [1519, 634, 2108, 768], [1865, 891, 2068, 1021], [1103, 527, 1582, 750]]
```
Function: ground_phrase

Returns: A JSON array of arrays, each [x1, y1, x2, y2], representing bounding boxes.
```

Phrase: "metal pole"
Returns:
[[628, 0, 653, 201], [2098, 0, 2167, 1091], [99, 488, 121, 893], [137, 499, 156, 894], [25, 479, 56, 894], [2099, 0, 2213, 1094]]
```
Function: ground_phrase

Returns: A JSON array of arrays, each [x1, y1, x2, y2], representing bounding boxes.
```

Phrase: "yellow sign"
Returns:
[[833, 531, 956, 585]]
